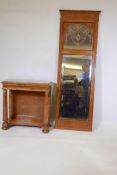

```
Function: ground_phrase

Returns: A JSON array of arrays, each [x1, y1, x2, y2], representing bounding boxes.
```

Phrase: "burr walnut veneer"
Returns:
[[2, 80, 51, 133]]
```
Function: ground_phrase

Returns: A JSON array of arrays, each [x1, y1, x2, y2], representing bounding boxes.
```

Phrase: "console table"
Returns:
[[2, 80, 51, 133]]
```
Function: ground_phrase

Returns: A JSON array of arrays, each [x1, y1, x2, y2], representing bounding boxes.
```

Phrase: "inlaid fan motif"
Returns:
[[64, 23, 93, 50]]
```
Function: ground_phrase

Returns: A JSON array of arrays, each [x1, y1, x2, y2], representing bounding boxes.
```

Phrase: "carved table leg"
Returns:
[[42, 91, 50, 133], [2, 89, 8, 130]]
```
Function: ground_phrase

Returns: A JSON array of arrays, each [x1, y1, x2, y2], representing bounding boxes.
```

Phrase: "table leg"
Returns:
[[2, 89, 8, 129], [9, 90, 14, 120], [42, 91, 50, 133]]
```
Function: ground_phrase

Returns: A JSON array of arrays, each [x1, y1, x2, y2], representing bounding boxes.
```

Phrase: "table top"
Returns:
[[2, 79, 51, 84], [2, 79, 52, 92]]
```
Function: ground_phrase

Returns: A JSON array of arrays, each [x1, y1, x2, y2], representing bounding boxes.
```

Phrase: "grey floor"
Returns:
[[0, 122, 117, 175]]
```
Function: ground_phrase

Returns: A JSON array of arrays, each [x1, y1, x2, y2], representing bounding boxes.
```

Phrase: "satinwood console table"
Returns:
[[2, 80, 51, 133]]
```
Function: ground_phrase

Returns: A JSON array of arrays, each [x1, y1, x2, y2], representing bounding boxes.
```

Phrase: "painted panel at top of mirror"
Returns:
[[60, 55, 92, 120], [64, 23, 93, 50]]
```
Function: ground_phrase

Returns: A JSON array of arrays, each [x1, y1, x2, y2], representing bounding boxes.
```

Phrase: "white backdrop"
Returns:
[[0, 0, 117, 127]]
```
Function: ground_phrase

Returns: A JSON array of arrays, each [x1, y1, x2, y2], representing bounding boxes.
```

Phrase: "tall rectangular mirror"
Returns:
[[60, 55, 92, 120], [55, 10, 100, 131]]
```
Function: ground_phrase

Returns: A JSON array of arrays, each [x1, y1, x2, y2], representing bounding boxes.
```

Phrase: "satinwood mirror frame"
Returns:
[[55, 10, 100, 131]]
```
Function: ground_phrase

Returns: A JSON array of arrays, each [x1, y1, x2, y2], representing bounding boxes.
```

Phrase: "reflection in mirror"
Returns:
[[64, 23, 93, 50], [60, 55, 92, 120]]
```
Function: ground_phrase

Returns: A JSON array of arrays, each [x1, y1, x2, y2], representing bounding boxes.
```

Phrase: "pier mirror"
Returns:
[[55, 10, 100, 131]]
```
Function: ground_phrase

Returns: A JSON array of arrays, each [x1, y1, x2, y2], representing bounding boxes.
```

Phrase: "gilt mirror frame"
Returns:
[[55, 10, 100, 131]]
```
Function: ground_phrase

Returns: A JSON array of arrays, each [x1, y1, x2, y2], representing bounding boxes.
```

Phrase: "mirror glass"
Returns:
[[64, 23, 93, 50], [60, 55, 92, 120]]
